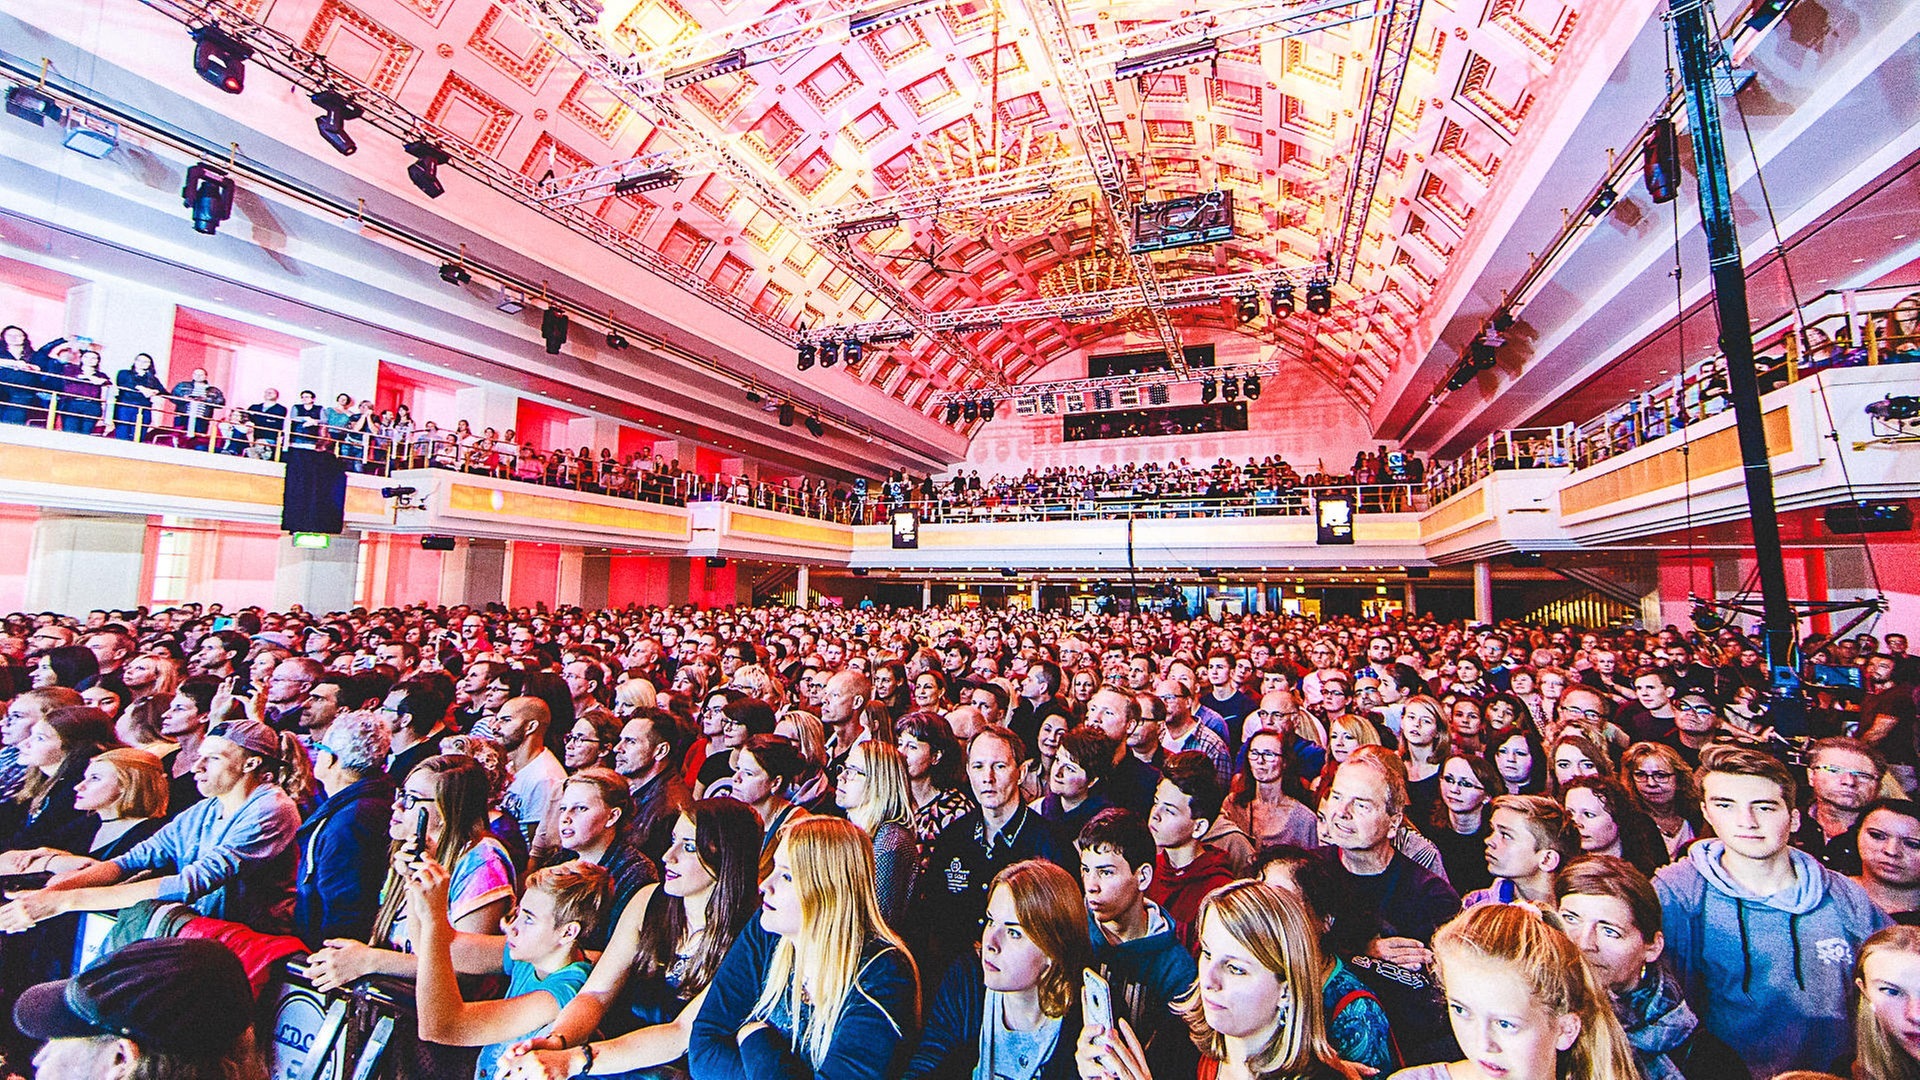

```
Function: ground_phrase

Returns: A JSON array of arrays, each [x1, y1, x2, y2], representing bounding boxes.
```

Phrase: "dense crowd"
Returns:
[[2, 600, 1918, 1080]]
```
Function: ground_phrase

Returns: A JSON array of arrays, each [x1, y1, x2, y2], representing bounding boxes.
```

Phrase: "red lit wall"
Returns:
[[0, 289, 69, 351], [0, 505, 37, 611], [515, 400, 581, 453], [376, 361, 466, 427], [607, 554, 673, 607], [509, 542, 562, 609]]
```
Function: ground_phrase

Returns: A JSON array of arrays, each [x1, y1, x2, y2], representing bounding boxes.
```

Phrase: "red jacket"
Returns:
[[1147, 847, 1236, 952]]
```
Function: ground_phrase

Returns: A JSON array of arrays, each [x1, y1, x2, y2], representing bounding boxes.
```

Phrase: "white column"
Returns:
[[306, 343, 382, 405], [1403, 580, 1418, 616], [565, 417, 622, 452], [65, 282, 179, 375], [796, 564, 810, 607], [1473, 559, 1495, 625], [453, 387, 519, 436], [557, 546, 587, 607], [274, 530, 361, 612], [1031, 579, 1041, 609], [922, 580, 933, 609], [27, 511, 148, 612]]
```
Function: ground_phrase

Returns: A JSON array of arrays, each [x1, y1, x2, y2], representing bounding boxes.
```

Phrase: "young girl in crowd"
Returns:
[[1078, 879, 1360, 1080], [500, 800, 762, 1080], [1560, 776, 1668, 876], [688, 816, 920, 1079], [835, 740, 919, 927], [1487, 729, 1549, 796], [905, 859, 1088, 1079], [1397, 697, 1449, 826], [1429, 752, 1499, 896], [1851, 924, 1920, 1080], [1388, 903, 1639, 1080]]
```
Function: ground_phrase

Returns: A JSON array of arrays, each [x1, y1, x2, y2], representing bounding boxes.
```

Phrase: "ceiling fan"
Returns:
[[866, 200, 963, 276]]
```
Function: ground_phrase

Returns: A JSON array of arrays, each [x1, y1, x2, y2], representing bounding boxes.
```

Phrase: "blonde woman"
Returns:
[[1852, 925, 1920, 1080], [833, 740, 918, 926], [1397, 696, 1451, 827], [1077, 879, 1359, 1080], [1387, 903, 1639, 1080], [688, 816, 919, 1079]]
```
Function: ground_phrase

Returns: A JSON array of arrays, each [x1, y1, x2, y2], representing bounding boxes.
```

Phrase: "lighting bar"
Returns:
[[1114, 37, 1218, 80], [62, 107, 118, 157], [5, 83, 59, 125], [662, 49, 750, 89], [849, 0, 944, 36], [832, 212, 901, 237], [977, 184, 1056, 210], [612, 168, 680, 194]]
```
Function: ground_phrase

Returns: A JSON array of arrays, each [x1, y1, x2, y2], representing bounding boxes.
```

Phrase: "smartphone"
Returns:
[[210, 616, 235, 632], [410, 807, 429, 854], [1082, 969, 1112, 1031]]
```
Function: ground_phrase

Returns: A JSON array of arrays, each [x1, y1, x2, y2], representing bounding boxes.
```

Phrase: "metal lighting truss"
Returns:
[[1018, 0, 1187, 375], [498, 0, 987, 398], [1087, 0, 1390, 71], [803, 264, 1320, 341], [931, 359, 1286, 405], [1332, 0, 1423, 281], [807, 157, 1096, 236]]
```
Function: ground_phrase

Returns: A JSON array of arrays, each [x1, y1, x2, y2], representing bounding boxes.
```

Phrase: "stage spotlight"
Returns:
[[1587, 184, 1618, 218], [805, 414, 825, 437], [979, 398, 996, 422], [311, 90, 362, 156], [1146, 383, 1169, 406], [797, 340, 815, 370], [1866, 395, 1920, 421], [820, 339, 839, 368], [62, 108, 118, 158], [1243, 373, 1261, 400], [843, 338, 862, 367], [963, 400, 979, 421], [606, 330, 628, 350], [945, 401, 963, 425], [1446, 360, 1476, 391], [1222, 375, 1239, 401], [403, 139, 449, 198], [5, 84, 60, 126], [1093, 389, 1113, 410], [1471, 328, 1504, 371], [181, 163, 235, 236], [541, 307, 569, 354], [191, 25, 252, 94], [497, 288, 526, 315], [438, 261, 471, 286], [1269, 281, 1294, 318], [1691, 600, 1726, 633], [1235, 293, 1260, 323], [1305, 278, 1332, 315], [1200, 376, 1217, 404]]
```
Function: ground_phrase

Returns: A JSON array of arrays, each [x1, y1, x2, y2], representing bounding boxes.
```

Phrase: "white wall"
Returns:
[[952, 337, 1381, 478]]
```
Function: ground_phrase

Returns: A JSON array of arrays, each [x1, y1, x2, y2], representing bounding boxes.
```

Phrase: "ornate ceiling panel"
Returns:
[[212, 0, 1587, 424]]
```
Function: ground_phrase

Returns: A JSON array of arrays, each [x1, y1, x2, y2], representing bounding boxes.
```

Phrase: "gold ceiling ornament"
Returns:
[[907, 125, 1079, 243]]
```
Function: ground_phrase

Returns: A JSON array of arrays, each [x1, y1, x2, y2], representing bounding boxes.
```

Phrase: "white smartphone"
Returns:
[[1082, 968, 1112, 1031]]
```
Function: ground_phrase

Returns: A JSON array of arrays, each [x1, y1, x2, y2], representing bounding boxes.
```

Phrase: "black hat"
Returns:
[[13, 938, 254, 1057]]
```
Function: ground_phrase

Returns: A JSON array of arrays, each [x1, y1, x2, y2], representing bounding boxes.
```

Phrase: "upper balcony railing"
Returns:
[[1426, 284, 1920, 500]]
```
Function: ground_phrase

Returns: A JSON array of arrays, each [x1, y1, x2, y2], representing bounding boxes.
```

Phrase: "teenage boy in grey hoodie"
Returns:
[[1654, 746, 1890, 1079]]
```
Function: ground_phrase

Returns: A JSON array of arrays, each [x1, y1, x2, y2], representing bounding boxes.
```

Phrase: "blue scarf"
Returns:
[[1616, 965, 1697, 1080]]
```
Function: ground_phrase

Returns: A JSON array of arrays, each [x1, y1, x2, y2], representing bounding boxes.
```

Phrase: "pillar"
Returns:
[[305, 343, 383, 406], [441, 538, 507, 607], [1473, 559, 1495, 626], [566, 417, 622, 454], [557, 546, 587, 608], [453, 387, 519, 437], [922, 580, 933, 609], [65, 282, 179, 377], [273, 530, 361, 612], [580, 553, 611, 610], [26, 511, 149, 612], [667, 558, 692, 605], [1403, 580, 1418, 615], [1031, 579, 1042, 610], [796, 565, 810, 607]]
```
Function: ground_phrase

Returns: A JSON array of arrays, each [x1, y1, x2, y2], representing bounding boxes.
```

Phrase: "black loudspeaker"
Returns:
[[706, 556, 728, 568], [851, 568, 869, 577], [1645, 118, 1680, 204], [778, 403, 795, 427], [282, 450, 347, 534], [1825, 501, 1912, 534], [1406, 567, 1431, 579], [420, 535, 457, 551]]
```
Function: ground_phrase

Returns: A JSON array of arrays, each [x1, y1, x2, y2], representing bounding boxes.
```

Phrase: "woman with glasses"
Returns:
[[1223, 728, 1320, 851], [563, 713, 620, 773], [306, 754, 516, 991], [699, 697, 776, 800], [1620, 742, 1705, 860], [1430, 753, 1499, 895], [833, 740, 918, 928]]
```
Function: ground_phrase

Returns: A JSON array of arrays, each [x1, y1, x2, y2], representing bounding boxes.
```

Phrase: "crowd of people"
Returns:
[[0, 600, 1918, 1080]]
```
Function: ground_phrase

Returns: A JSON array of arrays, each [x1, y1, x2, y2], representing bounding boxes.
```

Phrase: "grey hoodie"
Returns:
[[1654, 840, 1890, 1079]]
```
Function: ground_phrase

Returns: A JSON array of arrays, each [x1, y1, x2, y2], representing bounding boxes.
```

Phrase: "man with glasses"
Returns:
[[26, 625, 75, 653], [1792, 737, 1884, 875], [1152, 679, 1230, 787], [261, 656, 323, 731], [1299, 641, 1341, 708], [1662, 691, 1725, 769]]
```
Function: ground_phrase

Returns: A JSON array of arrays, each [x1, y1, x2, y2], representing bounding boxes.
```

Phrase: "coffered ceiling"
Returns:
[[135, 0, 1608, 427]]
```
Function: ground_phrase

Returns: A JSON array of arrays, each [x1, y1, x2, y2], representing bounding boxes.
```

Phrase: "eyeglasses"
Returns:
[[1631, 770, 1676, 782], [564, 734, 602, 745], [1813, 763, 1878, 783], [395, 790, 432, 809], [1247, 749, 1283, 763], [1677, 703, 1717, 715], [1559, 705, 1604, 720]]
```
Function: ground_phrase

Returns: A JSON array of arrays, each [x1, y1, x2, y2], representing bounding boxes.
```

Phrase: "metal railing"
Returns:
[[872, 482, 1428, 523]]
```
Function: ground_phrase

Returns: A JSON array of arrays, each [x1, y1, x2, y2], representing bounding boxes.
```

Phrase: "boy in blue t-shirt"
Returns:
[[403, 855, 609, 1080]]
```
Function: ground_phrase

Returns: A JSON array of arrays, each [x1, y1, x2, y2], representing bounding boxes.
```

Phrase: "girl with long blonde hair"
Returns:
[[1390, 903, 1640, 1080], [833, 739, 918, 927], [688, 816, 919, 1078], [1853, 925, 1920, 1080]]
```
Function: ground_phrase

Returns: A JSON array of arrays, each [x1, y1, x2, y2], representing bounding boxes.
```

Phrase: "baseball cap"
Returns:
[[13, 938, 254, 1057], [208, 717, 283, 762]]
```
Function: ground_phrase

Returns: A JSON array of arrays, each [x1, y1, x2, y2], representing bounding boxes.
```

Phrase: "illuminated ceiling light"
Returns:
[[946, 401, 963, 425], [663, 49, 750, 90], [832, 212, 901, 237], [497, 287, 526, 315], [821, 339, 841, 367], [963, 400, 979, 421], [1243, 373, 1261, 400], [843, 338, 863, 367], [1235, 292, 1260, 323], [850, 0, 944, 35], [190, 25, 252, 94], [1269, 281, 1294, 317], [61, 107, 117, 158], [612, 168, 679, 195], [1115, 37, 1218, 80], [797, 339, 816, 370], [1146, 383, 1169, 405], [181, 163, 235, 236], [542, 307, 569, 354], [311, 90, 362, 156], [1305, 278, 1333, 315], [606, 330, 628, 350], [5, 84, 60, 126], [403, 139, 450, 198], [1445, 359, 1477, 391], [1222, 375, 1239, 401], [979, 397, 996, 422]]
